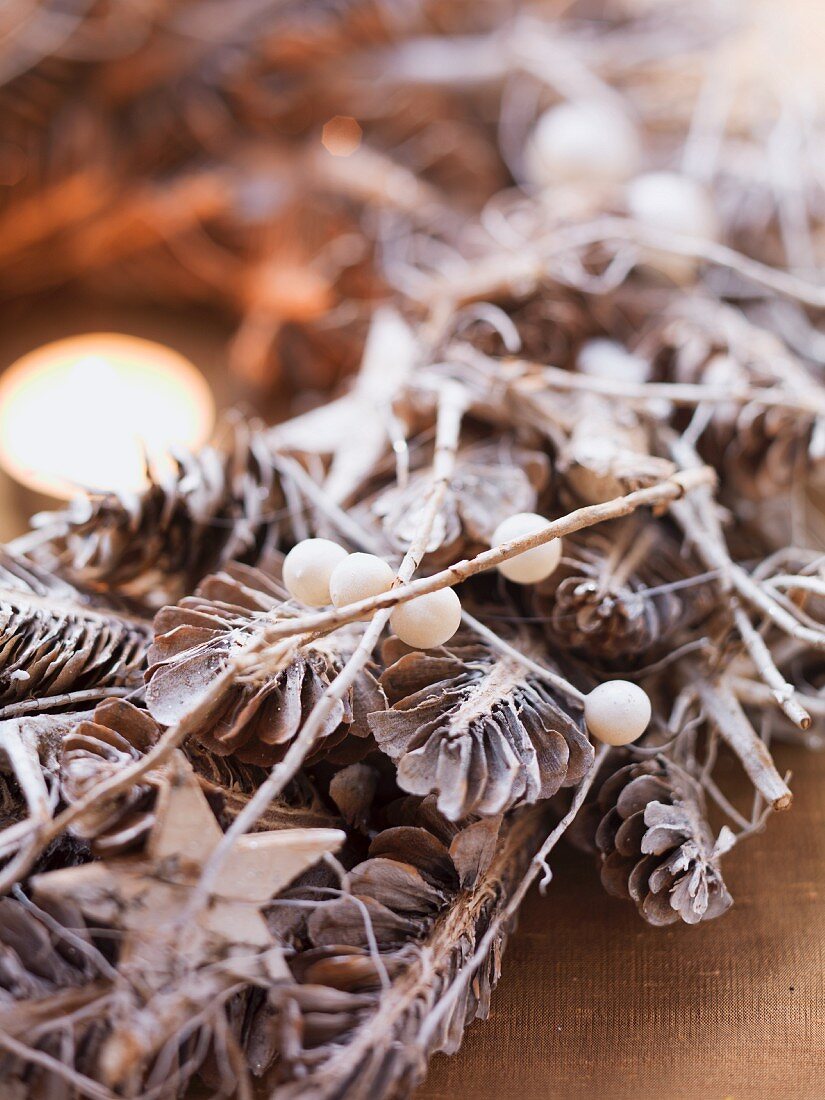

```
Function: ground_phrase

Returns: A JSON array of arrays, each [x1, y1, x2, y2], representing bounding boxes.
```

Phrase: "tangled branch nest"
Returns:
[[1, 0, 824, 1097]]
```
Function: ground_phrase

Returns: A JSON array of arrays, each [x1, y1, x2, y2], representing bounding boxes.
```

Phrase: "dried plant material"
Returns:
[[305, 810, 500, 951], [594, 755, 733, 926], [33, 752, 344, 1090], [651, 301, 825, 545], [28, 427, 285, 607], [62, 698, 342, 860], [0, 713, 82, 869], [369, 635, 592, 820], [358, 441, 550, 563], [560, 398, 677, 505], [2, 1, 825, 1096], [328, 763, 380, 832], [0, 895, 110, 1095], [0, 550, 149, 711], [269, 308, 420, 507], [61, 699, 164, 856], [266, 802, 540, 1095], [536, 519, 715, 668], [146, 563, 384, 765]]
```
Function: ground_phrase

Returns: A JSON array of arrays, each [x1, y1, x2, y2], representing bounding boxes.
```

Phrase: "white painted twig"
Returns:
[[697, 680, 793, 811]]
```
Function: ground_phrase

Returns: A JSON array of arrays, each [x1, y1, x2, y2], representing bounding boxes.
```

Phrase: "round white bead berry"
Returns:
[[491, 512, 562, 585], [577, 338, 649, 385], [329, 553, 395, 609], [526, 101, 639, 189], [390, 588, 462, 650], [625, 171, 717, 281], [584, 680, 651, 746], [282, 538, 348, 607]]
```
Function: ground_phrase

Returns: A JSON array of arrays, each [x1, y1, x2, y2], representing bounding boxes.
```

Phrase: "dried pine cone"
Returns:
[[259, 796, 503, 1082], [0, 896, 109, 1096], [61, 698, 340, 853], [594, 755, 733, 926], [29, 426, 285, 607], [146, 563, 384, 766], [61, 699, 164, 856], [535, 521, 713, 669], [357, 442, 549, 565], [651, 301, 823, 546], [369, 633, 592, 820], [0, 550, 149, 706]]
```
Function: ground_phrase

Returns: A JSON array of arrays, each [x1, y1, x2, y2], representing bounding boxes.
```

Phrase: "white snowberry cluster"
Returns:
[[281, 538, 461, 650], [526, 99, 717, 282], [283, 519, 651, 746]]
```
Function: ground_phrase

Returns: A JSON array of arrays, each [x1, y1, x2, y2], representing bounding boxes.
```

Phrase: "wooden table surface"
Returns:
[[417, 742, 825, 1100]]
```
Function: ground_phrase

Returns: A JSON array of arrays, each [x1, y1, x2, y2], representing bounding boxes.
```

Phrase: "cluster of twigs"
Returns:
[[1, 0, 825, 1097]]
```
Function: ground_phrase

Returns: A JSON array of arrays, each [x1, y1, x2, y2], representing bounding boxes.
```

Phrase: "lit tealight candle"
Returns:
[[0, 334, 215, 499]]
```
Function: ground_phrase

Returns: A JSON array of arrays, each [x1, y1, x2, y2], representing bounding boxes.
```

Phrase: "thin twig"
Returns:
[[697, 680, 793, 811], [460, 610, 585, 704], [257, 467, 714, 644], [732, 603, 811, 729], [190, 382, 468, 907], [416, 744, 609, 1051]]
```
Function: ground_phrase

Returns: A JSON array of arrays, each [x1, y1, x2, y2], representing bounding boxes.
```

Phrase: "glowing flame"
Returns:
[[0, 334, 215, 499]]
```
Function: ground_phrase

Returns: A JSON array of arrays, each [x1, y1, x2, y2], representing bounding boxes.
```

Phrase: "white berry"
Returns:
[[526, 101, 639, 189], [584, 681, 651, 746], [625, 171, 717, 281], [390, 588, 462, 650], [329, 553, 395, 609], [282, 538, 348, 607], [577, 338, 649, 385], [491, 512, 562, 585]]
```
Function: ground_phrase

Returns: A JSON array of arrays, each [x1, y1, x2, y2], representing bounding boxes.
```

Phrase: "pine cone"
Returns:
[[260, 796, 503, 1081], [61, 698, 341, 853], [0, 550, 149, 707], [594, 755, 733, 926], [146, 562, 384, 766], [0, 896, 108, 1096], [652, 301, 822, 547], [0, 896, 98, 1003], [369, 633, 592, 820], [535, 522, 712, 669], [357, 441, 549, 565], [61, 699, 165, 856], [30, 427, 285, 607]]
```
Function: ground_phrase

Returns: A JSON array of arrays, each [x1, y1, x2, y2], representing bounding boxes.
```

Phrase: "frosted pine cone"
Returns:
[[29, 426, 285, 607], [0, 550, 149, 706], [146, 563, 384, 766], [594, 755, 733, 926], [536, 522, 713, 669], [357, 441, 549, 566], [61, 700, 164, 856], [369, 634, 592, 820]]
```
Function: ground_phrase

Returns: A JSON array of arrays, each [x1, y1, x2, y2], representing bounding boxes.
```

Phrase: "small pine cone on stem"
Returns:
[[535, 519, 715, 669], [593, 755, 734, 926]]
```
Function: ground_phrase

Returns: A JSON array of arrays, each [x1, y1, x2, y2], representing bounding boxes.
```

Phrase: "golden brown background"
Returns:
[[418, 742, 825, 1100]]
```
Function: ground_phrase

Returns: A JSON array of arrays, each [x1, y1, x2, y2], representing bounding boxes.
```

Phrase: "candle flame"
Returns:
[[0, 334, 215, 499]]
